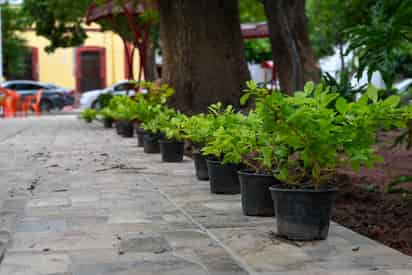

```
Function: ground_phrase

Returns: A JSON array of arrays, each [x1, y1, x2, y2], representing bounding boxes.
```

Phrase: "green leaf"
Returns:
[[240, 94, 250, 106], [304, 81, 315, 95], [335, 97, 348, 114], [366, 85, 378, 103], [384, 95, 400, 107]]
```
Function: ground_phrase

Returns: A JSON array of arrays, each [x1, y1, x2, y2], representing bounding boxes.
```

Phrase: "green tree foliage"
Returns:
[[23, 0, 91, 53], [306, 0, 374, 59], [347, 0, 412, 88], [239, 0, 271, 64], [3, 4, 31, 79]]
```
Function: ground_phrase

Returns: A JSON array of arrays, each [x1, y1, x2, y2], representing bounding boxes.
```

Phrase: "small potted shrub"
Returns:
[[244, 81, 412, 240], [97, 93, 114, 128], [108, 95, 138, 138], [99, 107, 114, 128], [158, 112, 188, 162], [201, 104, 246, 194], [182, 114, 215, 180], [135, 82, 175, 151], [140, 104, 165, 154], [80, 109, 97, 123]]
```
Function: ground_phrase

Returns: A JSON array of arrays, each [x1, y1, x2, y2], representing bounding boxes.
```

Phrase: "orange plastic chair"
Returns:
[[21, 95, 36, 116], [7, 90, 23, 117], [0, 88, 20, 118], [0, 89, 6, 117], [30, 89, 43, 116]]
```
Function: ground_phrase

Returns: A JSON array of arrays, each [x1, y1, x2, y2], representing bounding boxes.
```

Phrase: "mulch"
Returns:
[[333, 130, 412, 256]]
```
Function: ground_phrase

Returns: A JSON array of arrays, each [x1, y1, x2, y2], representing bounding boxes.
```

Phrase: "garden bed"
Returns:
[[334, 131, 412, 256]]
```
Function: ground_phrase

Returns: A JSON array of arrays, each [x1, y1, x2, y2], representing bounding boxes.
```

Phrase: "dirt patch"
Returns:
[[333, 131, 412, 256]]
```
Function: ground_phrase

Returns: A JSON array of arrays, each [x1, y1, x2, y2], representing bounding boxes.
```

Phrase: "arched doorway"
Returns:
[[75, 46, 106, 93]]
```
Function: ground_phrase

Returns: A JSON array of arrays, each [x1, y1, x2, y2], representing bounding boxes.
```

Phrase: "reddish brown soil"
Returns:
[[333, 131, 412, 256]]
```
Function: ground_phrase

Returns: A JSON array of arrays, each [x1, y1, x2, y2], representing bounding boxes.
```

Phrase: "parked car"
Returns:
[[79, 80, 137, 110], [0, 80, 75, 112]]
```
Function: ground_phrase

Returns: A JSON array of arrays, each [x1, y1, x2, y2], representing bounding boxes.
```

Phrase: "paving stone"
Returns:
[[0, 252, 71, 275], [120, 235, 172, 254], [26, 198, 70, 208]]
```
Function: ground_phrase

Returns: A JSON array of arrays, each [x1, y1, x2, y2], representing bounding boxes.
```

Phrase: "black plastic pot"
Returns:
[[115, 121, 121, 135], [206, 159, 240, 194], [192, 153, 209, 181], [270, 187, 337, 241], [136, 127, 145, 147], [103, 118, 113, 128], [117, 120, 134, 138], [238, 171, 279, 217], [143, 132, 162, 154], [159, 139, 184, 162]]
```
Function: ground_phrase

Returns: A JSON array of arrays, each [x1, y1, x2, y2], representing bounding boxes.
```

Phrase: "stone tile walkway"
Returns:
[[0, 116, 411, 275]]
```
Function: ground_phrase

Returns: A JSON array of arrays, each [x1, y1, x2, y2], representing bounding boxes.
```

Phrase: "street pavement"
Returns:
[[0, 116, 411, 275]]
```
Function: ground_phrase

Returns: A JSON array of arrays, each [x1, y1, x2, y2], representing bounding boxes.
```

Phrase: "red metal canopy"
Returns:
[[86, 0, 145, 24], [241, 22, 269, 39], [87, 2, 269, 39]]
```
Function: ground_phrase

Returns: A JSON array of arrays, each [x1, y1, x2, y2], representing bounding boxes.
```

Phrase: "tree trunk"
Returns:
[[158, 0, 250, 114], [144, 38, 159, 81], [263, 0, 320, 95]]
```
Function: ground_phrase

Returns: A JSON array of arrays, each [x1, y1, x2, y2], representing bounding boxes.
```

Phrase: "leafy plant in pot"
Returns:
[[214, 110, 284, 216], [97, 93, 114, 128], [140, 104, 167, 154], [181, 114, 215, 180], [80, 109, 97, 123], [158, 111, 189, 162], [98, 107, 114, 128], [201, 103, 247, 194], [106, 95, 138, 138], [244, 81, 412, 240], [135, 82, 175, 152]]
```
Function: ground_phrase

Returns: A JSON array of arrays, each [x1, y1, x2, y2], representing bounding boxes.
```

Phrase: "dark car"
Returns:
[[0, 80, 75, 111]]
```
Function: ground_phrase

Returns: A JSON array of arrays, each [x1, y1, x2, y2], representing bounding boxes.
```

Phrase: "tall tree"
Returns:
[[263, 0, 320, 94], [158, 0, 250, 114], [3, 4, 31, 80], [347, 0, 412, 88]]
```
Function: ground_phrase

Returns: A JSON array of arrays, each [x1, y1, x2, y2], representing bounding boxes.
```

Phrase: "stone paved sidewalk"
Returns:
[[0, 116, 411, 275]]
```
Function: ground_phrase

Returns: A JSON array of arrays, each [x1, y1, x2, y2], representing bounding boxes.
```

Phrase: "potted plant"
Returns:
[[244, 81, 412, 240], [107, 95, 138, 138], [181, 114, 214, 180], [99, 107, 114, 128], [201, 103, 246, 194], [158, 111, 188, 162], [96, 93, 114, 128], [80, 109, 97, 123], [140, 104, 165, 153], [135, 81, 175, 151]]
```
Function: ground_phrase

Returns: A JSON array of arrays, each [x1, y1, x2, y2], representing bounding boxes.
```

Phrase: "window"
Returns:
[[10, 83, 42, 91], [114, 82, 135, 91]]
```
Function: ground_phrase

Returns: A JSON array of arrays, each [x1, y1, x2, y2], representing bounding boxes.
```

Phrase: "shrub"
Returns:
[[80, 108, 97, 123], [242, 81, 412, 189]]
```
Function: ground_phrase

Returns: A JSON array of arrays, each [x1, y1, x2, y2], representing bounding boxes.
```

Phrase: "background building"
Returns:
[[16, 25, 140, 93]]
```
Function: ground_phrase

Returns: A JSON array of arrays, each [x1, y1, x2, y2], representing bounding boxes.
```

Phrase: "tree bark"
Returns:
[[263, 0, 320, 95], [158, 0, 250, 114], [144, 38, 159, 81]]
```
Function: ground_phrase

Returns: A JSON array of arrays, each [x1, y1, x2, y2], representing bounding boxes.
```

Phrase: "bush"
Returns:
[[80, 109, 97, 123], [241, 81, 412, 189]]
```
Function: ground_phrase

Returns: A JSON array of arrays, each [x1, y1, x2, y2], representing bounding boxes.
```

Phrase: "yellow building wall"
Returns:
[[20, 26, 141, 91]]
